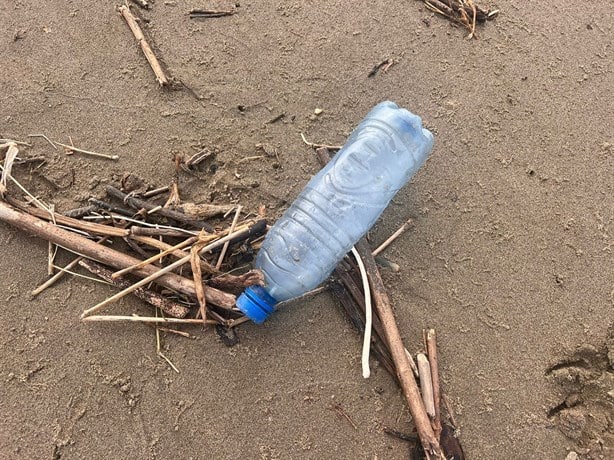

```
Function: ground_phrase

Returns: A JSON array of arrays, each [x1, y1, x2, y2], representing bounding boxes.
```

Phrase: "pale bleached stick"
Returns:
[[55, 141, 119, 161], [27, 134, 57, 150], [83, 315, 217, 325], [80, 225, 253, 318], [426, 328, 443, 438], [118, 5, 169, 86], [32, 255, 83, 297], [372, 219, 413, 256], [111, 236, 199, 279], [190, 236, 208, 325], [417, 353, 436, 418], [215, 205, 242, 270]]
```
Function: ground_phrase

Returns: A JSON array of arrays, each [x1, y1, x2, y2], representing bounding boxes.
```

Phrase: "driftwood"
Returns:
[[79, 259, 190, 318]]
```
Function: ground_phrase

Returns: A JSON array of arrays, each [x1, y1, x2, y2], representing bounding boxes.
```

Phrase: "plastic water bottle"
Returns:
[[236, 101, 434, 323]]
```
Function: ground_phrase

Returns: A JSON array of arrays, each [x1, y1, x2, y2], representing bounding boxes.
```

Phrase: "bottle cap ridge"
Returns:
[[236, 285, 278, 324]]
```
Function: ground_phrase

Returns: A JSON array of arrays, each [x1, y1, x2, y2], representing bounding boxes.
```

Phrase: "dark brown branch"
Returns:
[[105, 185, 213, 232]]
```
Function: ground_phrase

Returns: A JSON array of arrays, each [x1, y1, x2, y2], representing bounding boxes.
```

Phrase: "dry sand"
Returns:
[[1, 1, 612, 459]]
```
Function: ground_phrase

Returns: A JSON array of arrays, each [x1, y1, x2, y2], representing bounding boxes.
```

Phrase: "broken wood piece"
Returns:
[[128, 226, 194, 238], [189, 8, 236, 19], [55, 141, 119, 161], [372, 218, 413, 256], [417, 353, 436, 418], [0, 141, 19, 197], [190, 234, 209, 326], [173, 202, 235, 219], [79, 259, 190, 318], [425, 328, 443, 438], [105, 185, 213, 232], [0, 199, 235, 308], [118, 5, 169, 86]]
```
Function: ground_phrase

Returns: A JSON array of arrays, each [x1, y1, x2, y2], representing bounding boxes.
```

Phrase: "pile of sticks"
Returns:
[[421, 0, 499, 39], [315, 148, 463, 459], [0, 140, 266, 332], [1, 140, 463, 458]]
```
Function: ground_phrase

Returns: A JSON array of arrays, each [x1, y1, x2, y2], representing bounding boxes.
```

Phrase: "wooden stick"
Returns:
[[216, 205, 242, 269], [106, 185, 213, 232], [355, 241, 444, 458], [372, 219, 413, 256], [55, 141, 119, 161], [190, 236, 208, 326], [83, 315, 217, 325], [7, 196, 129, 237], [417, 353, 436, 418], [300, 133, 342, 151], [79, 259, 190, 318], [118, 5, 169, 86], [80, 224, 254, 318], [0, 199, 234, 307], [189, 9, 236, 19], [426, 328, 443, 437]]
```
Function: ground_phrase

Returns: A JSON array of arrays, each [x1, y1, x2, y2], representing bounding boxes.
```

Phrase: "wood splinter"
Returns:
[[118, 5, 169, 86]]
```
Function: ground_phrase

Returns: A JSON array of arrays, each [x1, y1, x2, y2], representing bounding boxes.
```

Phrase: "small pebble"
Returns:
[[314, 108, 323, 115], [565, 452, 579, 460]]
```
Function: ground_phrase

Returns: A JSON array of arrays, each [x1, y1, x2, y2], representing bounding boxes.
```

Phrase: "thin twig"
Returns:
[[300, 133, 342, 151], [118, 5, 169, 86], [27, 134, 57, 150], [426, 328, 443, 438], [216, 205, 242, 269], [159, 352, 180, 373], [190, 235, 208, 326], [330, 402, 358, 430], [372, 219, 413, 256], [55, 141, 119, 161], [82, 315, 218, 325]]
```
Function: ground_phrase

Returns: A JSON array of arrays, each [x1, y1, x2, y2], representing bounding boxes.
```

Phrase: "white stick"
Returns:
[[351, 246, 372, 379]]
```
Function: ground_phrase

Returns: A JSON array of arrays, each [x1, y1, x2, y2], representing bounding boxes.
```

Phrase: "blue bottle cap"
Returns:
[[236, 285, 278, 324]]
